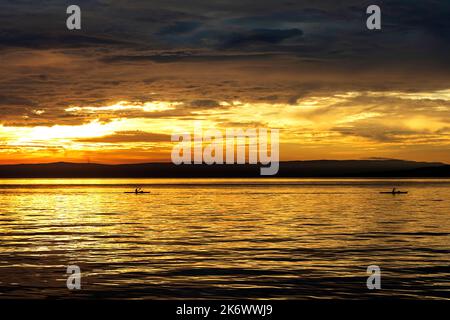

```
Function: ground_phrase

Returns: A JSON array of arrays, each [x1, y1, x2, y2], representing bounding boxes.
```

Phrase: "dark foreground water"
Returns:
[[0, 178, 449, 299]]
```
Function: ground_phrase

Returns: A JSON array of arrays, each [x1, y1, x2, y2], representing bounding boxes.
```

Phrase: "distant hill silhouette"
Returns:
[[0, 160, 449, 178]]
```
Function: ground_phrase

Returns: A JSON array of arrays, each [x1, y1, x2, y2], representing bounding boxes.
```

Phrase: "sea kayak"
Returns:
[[379, 191, 408, 194], [124, 192, 150, 194]]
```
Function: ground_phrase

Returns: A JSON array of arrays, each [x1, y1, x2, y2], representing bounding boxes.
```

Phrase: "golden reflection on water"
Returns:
[[0, 179, 449, 299]]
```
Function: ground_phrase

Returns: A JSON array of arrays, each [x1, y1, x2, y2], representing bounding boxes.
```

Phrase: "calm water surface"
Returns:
[[0, 178, 449, 299]]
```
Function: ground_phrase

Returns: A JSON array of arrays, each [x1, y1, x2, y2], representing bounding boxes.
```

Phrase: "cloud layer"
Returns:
[[0, 0, 449, 163]]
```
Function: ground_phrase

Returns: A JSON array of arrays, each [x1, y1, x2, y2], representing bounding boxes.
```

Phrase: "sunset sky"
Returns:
[[0, 0, 449, 164]]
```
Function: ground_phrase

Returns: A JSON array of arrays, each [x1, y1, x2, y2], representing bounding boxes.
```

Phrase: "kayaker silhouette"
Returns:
[[380, 188, 407, 194]]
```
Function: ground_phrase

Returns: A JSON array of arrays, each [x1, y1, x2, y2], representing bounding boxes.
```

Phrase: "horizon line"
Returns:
[[1, 159, 449, 166]]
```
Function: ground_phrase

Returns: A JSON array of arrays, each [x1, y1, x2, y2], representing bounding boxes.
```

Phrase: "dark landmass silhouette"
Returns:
[[0, 160, 449, 178]]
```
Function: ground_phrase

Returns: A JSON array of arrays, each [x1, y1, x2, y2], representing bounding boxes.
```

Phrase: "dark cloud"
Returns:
[[0, 0, 449, 126], [158, 21, 201, 35], [0, 95, 36, 107], [190, 99, 221, 108], [0, 32, 129, 49], [222, 28, 303, 48], [101, 52, 278, 63]]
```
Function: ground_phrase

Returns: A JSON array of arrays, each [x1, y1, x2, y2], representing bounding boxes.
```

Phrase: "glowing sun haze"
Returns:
[[1, 89, 449, 164], [0, 1, 449, 164]]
